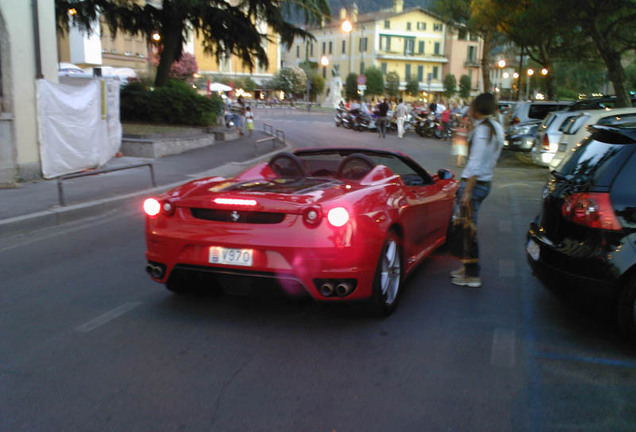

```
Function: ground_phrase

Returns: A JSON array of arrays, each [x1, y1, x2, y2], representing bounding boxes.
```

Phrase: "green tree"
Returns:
[[345, 73, 358, 100], [277, 66, 307, 99], [386, 72, 400, 98], [310, 74, 325, 101], [405, 78, 419, 96], [444, 74, 457, 99], [364, 67, 385, 96], [55, 0, 330, 87], [433, 0, 504, 92], [459, 75, 472, 99]]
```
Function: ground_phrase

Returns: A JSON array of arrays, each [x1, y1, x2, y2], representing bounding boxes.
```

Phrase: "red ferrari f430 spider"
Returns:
[[144, 148, 458, 315]]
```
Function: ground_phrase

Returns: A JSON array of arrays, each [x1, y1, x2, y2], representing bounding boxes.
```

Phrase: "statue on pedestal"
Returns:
[[322, 65, 344, 108]]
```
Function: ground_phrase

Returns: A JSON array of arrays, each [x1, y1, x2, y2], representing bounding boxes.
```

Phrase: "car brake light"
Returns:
[[213, 198, 258, 206], [144, 198, 161, 216], [561, 193, 621, 230], [542, 134, 550, 151], [511, 117, 520, 125], [327, 207, 349, 227], [144, 198, 176, 217]]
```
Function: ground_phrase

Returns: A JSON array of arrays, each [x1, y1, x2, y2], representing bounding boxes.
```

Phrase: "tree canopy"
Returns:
[[55, 0, 331, 87], [363, 67, 385, 96]]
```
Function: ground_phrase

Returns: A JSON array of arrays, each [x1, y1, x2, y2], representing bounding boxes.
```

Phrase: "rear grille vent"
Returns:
[[191, 208, 286, 224]]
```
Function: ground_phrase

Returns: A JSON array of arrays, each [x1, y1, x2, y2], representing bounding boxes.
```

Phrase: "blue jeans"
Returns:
[[455, 181, 491, 277]]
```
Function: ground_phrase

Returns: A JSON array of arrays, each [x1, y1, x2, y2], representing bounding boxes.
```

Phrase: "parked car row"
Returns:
[[527, 121, 636, 344], [504, 97, 636, 170]]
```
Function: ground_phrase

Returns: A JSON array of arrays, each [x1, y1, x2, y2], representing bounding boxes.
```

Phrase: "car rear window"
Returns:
[[558, 115, 577, 132], [556, 135, 632, 187], [564, 114, 590, 134], [542, 113, 556, 128], [597, 113, 636, 127], [528, 104, 567, 120]]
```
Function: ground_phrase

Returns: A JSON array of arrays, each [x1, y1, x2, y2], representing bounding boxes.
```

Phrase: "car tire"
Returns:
[[370, 231, 403, 316], [616, 275, 636, 344]]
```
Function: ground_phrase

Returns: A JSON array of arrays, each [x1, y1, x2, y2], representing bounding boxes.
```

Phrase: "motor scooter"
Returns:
[[335, 107, 345, 127]]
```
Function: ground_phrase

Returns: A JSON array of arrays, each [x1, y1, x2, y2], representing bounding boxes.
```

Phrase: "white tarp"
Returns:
[[37, 78, 121, 179]]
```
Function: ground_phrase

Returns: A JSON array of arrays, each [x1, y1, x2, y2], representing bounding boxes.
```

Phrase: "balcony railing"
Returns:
[[464, 59, 480, 68], [377, 51, 448, 62]]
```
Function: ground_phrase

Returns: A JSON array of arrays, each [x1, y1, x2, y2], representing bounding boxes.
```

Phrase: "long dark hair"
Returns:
[[470, 93, 497, 142]]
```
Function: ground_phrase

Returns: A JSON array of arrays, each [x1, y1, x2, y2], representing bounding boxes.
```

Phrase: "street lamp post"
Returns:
[[497, 59, 506, 95], [341, 19, 353, 77], [526, 68, 534, 100]]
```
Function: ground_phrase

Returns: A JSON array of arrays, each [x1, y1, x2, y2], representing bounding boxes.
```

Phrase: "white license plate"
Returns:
[[526, 239, 540, 261], [209, 247, 253, 266]]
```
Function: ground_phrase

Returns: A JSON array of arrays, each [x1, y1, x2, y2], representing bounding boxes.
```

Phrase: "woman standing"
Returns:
[[450, 93, 505, 288]]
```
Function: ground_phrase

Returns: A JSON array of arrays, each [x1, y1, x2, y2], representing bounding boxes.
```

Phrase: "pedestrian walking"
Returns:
[[449, 93, 504, 288], [376, 98, 389, 138], [245, 106, 255, 137], [395, 98, 408, 139]]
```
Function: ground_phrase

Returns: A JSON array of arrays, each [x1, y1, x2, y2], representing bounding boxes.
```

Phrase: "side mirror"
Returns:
[[437, 169, 454, 180]]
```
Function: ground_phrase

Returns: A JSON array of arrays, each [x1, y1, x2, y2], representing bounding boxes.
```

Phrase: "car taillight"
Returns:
[[144, 198, 161, 216], [561, 193, 621, 231], [144, 198, 175, 217], [327, 207, 349, 227], [511, 117, 520, 125], [302, 206, 323, 226], [542, 134, 550, 151]]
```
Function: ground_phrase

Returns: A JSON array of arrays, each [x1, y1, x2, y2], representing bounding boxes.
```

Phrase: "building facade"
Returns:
[[443, 25, 484, 96], [193, 24, 281, 86], [0, 0, 59, 184], [281, 0, 483, 100]]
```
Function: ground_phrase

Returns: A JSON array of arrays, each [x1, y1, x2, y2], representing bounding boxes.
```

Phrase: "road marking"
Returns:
[[491, 328, 516, 368], [499, 220, 513, 232], [75, 302, 142, 333], [499, 258, 516, 278], [536, 351, 636, 369]]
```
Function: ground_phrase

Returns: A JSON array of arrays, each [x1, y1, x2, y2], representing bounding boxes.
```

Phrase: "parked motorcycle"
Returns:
[[414, 113, 436, 138], [335, 107, 345, 127], [341, 108, 358, 129], [353, 111, 378, 132]]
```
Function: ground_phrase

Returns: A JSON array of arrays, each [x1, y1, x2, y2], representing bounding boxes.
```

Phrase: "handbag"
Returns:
[[447, 204, 478, 262]]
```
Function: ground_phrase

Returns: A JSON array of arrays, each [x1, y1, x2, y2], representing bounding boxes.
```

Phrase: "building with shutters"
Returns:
[[281, 0, 484, 101]]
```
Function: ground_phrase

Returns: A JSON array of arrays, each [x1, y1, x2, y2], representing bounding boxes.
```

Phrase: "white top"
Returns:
[[395, 103, 408, 118], [461, 118, 505, 182]]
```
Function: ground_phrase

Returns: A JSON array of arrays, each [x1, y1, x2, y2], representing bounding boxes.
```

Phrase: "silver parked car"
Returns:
[[549, 107, 636, 170], [508, 100, 572, 126], [530, 111, 579, 167]]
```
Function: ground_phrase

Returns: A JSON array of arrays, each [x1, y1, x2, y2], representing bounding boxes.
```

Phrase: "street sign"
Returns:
[[357, 84, 367, 91], [357, 74, 367, 85]]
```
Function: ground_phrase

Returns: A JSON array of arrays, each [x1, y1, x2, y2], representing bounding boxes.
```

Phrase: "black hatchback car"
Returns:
[[526, 124, 636, 342]]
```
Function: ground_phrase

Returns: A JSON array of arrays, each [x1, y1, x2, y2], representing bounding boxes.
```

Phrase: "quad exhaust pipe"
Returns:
[[319, 282, 335, 297], [145, 263, 165, 279], [335, 282, 352, 298], [319, 280, 354, 298]]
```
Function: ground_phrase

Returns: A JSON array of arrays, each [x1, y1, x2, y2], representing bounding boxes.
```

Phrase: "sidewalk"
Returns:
[[0, 129, 290, 239]]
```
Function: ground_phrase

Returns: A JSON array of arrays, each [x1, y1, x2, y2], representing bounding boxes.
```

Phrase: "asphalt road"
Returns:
[[1, 109, 635, 431]]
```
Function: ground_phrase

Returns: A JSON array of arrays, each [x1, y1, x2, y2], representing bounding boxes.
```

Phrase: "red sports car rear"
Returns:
[[144, 149, 458, 314]]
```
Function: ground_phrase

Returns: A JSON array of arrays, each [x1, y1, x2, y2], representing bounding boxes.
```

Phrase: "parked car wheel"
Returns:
[[370, 231, 403, 316], [616, 275, 636, 344]]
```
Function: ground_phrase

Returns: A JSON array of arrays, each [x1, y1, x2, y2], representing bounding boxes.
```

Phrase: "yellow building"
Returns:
[[282, 0, 450, 98], [193, 25, 281, 85]]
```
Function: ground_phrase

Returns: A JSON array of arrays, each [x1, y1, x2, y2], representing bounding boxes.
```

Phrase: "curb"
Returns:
[[0, 139, 293, 240]]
